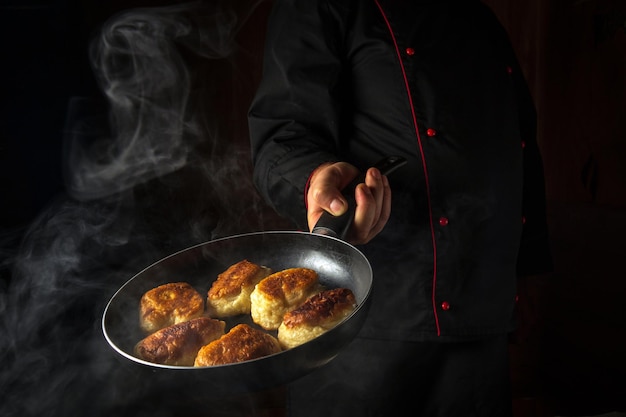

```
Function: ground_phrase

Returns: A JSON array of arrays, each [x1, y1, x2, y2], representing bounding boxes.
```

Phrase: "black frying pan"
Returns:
[[101, 156, 406, 393]]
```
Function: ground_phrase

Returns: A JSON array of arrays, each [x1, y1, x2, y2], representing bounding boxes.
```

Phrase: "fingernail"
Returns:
[[330, 199, 344, 214]]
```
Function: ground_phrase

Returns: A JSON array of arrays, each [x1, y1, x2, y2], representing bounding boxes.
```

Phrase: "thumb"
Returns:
[[328, 196, 347, 216], [308, 162, 358, 216]]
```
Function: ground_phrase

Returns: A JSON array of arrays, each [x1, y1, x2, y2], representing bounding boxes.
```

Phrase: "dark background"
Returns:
[[1, 0, 625, 416]]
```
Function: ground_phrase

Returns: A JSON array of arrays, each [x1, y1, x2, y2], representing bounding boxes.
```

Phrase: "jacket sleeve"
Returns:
[[248, 0, 349, 230]]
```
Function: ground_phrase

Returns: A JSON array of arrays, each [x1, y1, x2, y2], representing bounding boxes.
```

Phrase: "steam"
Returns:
[[0, 1, 287, 416], [67, 1, 237, 199]]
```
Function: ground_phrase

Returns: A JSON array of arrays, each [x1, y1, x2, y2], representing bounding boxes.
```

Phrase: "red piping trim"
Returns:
[[374, 0, 440, 336]]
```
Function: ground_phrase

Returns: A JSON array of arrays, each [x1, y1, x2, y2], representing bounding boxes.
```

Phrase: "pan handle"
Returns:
[[311, 155, 407, 240]]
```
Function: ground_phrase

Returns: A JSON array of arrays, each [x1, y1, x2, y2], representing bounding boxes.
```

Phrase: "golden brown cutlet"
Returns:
[[135, 316, 225, 366], [206, 260, 272, 318], [250, 267, 321, 330], [278, 288, 356, 349], [139, 282, 204, 334], [193, 323, 282, 366]]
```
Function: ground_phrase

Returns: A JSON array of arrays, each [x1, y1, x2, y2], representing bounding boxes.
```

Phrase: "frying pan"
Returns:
[[101, 156, 406, 394]]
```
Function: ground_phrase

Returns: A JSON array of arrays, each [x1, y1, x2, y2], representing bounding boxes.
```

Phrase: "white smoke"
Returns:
[[0, 1, 286, 416], [67, 1, 238, 199]]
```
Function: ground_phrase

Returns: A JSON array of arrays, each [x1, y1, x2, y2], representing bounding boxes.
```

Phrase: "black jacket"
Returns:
[[248, 0, 552, 341]]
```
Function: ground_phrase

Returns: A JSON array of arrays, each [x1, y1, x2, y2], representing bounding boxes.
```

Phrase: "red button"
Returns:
[[406, 47, 415, 56], [426, 128, 437, 137], [521, 216, 526, 224], [441, 301, 450, 311], [439, 217, 449, 226], [521, 140, 526, 149], [506, 66, 513, 74], [515, 295, 519, 303]]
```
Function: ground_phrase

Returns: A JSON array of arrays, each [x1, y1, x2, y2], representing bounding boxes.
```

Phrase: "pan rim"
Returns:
[[101, 230, 372, 371]]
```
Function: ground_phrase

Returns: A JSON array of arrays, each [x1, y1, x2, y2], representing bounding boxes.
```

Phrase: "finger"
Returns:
[[368, 174, 392, 238], [351, 168, 385, 243], [308, 192, 344, 232], [312, 163, 359, 214], [364, 167, 384, 222], [350, 183, 376, 244], [306, 162, 359, 230], [350, 175, 391, 244]]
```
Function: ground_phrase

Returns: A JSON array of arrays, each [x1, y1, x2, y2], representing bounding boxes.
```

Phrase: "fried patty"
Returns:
[[250, 267, 321, 330], [206, 260, 272, 318], [139, 282, 204, 334], [135, 317, 225, 366], [277, 288, 356, 349], [193, 323, 282, 366]]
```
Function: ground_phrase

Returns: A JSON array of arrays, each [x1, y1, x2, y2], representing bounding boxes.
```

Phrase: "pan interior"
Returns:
[[102, 231, 372, 367]]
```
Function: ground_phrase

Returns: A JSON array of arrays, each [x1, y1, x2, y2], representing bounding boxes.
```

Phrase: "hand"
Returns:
[[306, 161, 392, 245]]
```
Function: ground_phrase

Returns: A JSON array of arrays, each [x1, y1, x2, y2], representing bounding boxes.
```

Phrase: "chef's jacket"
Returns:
[[248, 0, 552, 341]]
